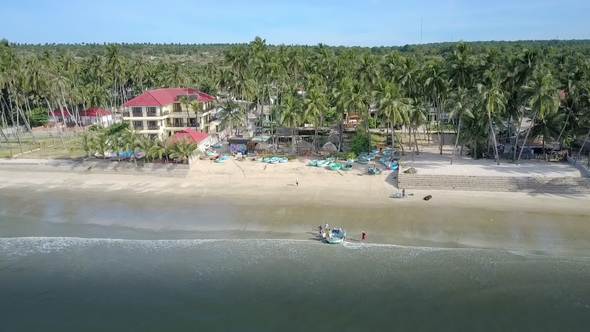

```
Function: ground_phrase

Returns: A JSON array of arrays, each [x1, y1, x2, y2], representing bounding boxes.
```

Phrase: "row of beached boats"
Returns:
[[203, 149, 292, 165], [307, 148, 400, 175], [307, 158, 354, 171]]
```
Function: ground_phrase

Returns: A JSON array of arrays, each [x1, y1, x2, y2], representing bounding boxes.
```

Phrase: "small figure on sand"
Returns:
[[402, 189, 406, 198], [361, 231, 367, 241], [296, 178, 299, 187]]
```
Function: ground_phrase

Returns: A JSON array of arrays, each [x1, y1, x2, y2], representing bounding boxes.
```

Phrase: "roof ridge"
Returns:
[[145, 90, 163, 106]]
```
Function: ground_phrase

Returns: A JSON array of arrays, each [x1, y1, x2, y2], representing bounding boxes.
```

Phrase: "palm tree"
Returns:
[[478, 79, 507, 165], [169, 140, 197, 164], [304, 84, 329, 151], [407, 100, 428, 155], [148, 140, 168, 162], [447, 88, 474, 164], [530, 109, 565, 160], [278, 94, 300, 154], [80, 132, 93, 158], [517, 68, 559, 161], [448, 43, 474, 90], [333, 76, 355, 151], [375, 81, 409, 151], [91, 129, 109, 159], [421, 60, 449, 155], [218, 101, 246, 136]]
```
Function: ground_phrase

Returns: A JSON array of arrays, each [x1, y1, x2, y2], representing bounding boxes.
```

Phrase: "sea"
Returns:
[[1, 188, 589, 331]]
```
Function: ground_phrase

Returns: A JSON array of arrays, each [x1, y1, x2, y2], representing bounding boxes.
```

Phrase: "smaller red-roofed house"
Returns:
[[50, 107, 115, 127], [170, 128, 213, 151], [79, 108, 114, 127]]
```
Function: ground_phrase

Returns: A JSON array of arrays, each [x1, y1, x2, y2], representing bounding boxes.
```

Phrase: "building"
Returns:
[[122, 88, 216, 140], [50, 107, 115, 127], [170, 128, 214, 152], [79, 108, 114, 127]]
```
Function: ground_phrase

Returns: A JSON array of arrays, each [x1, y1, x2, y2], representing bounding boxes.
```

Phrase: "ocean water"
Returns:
[[1, 189, 589, 331]]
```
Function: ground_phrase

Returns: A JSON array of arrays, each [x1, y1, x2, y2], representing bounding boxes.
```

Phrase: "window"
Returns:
[[173, 103, 182, 112], [132, 107, 143, 117], [173, 118, 184, 127], [146, 107, 158, 117], [147, 121, 159, 130], [133, 121, 143, 130]]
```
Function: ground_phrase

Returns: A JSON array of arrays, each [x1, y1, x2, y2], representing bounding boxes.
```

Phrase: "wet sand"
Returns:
[[1, 164, 590, 255]]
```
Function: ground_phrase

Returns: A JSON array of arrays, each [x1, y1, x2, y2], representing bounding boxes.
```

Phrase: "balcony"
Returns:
[[147, 125, 159, 130], [132, 111, 143, 117], [146, 110, 158, 117], [132, 121, 144, 130]]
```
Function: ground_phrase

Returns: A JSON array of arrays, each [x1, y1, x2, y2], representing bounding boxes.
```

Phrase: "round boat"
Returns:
[[325, 228, 346, 244]]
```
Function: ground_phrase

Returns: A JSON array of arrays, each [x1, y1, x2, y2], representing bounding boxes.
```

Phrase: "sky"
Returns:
[[2, 0, 590, 46]]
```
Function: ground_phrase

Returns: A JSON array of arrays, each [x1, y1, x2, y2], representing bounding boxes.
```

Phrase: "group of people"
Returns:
[[317, 224, 366, 241], [318, 224, 330, 240]]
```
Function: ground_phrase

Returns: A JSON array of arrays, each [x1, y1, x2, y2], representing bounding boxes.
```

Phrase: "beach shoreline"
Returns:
[[2, 162, 590, 256], [1, 161, 590, 215]]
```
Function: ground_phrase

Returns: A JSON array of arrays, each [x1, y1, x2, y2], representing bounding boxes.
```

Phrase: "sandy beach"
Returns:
[[1, 157, 590, 215]]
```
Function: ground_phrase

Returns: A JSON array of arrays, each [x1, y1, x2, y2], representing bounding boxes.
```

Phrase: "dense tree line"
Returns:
[[2, 38, 590, 161]]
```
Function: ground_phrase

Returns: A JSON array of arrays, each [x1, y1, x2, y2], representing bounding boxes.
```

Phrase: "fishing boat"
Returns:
[[342, 162, 353, 171], [214, 155, 230, 163], [326, 228, 346, 244], [329, 162, 343, 171], [261, 156, 289, 164], [367, 166, 382, 175]]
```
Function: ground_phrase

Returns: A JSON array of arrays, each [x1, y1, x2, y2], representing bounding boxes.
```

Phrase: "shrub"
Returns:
[[351, 131, 372, 155], [28, 107, 48, 127]]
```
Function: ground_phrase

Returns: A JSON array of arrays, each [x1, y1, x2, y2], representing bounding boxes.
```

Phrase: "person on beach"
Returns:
[[402, 189, 406, 198], [296, 178, 299, 187], [361, 231, 367, 241], [318, 225, 323, 237]]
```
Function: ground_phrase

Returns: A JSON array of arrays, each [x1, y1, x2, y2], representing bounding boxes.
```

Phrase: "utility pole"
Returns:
[[420, 17, 423, 44]]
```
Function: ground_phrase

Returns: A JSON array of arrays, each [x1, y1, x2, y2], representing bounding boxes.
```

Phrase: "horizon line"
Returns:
[[4, 38, 590, 49]]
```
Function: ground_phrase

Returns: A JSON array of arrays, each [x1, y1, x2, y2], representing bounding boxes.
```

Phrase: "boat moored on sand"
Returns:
[[325, 228, 346, 244]]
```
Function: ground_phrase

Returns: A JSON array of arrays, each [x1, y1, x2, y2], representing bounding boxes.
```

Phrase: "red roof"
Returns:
[[80, 108, 112, 117], [50, 107, 69, 118], [124, 88, 215, 107], [171, 129, 209, 144], [50, 107, 112, 118]]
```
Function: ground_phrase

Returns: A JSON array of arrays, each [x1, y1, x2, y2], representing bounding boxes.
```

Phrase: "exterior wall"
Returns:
[[122, 102, 214, 140], [80, 115, 115, 127]]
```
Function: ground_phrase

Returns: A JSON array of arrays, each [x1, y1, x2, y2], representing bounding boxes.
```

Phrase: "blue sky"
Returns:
[[2, 0, 590, 46]]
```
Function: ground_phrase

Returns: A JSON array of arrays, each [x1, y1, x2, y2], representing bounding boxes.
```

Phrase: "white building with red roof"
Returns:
[[170, 128, 213, 151], [122, 88, 216, 140], [79, 108, 114, 127], [50, 107, 114, 127]]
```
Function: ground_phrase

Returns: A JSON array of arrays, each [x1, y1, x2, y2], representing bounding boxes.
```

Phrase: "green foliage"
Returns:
[[351, 131, 373, 155], [2, 38, 590, 159], [28, 107, 48, 127], [168, 140, 198, 164]]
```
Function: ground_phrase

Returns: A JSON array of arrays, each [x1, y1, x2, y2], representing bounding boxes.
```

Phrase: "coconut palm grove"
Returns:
[[1, 38, 590, 162]]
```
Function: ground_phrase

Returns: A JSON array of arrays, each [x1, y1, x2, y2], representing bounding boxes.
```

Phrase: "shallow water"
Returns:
[[1, 189, 590, 331]]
